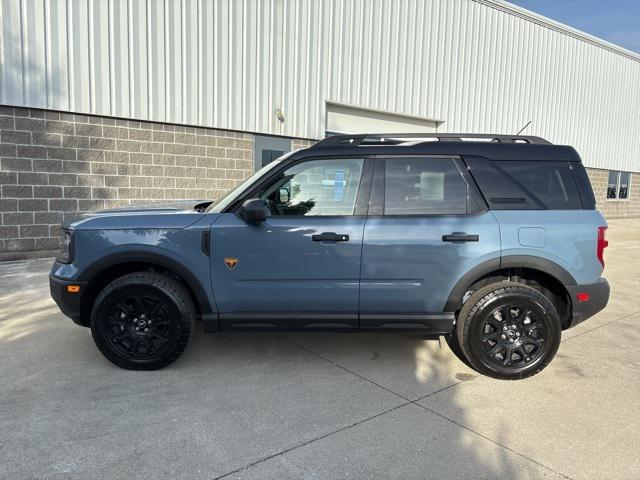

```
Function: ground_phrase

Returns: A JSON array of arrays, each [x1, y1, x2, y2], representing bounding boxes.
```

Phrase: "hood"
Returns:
[[63, 200, 213, 230]]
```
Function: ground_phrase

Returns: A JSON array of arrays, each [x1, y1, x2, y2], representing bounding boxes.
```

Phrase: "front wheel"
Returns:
[[90, 272, 195, 370], [455, 281, 561, 380]]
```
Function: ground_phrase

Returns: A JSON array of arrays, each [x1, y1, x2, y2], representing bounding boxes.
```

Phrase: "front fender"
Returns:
[[57, 226, 216, 317]]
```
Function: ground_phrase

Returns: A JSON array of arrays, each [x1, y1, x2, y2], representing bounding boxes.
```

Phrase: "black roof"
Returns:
[[292, 133, 582, 163]]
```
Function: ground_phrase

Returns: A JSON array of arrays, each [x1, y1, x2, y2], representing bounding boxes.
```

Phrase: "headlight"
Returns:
[[56, 230, 74, 264]]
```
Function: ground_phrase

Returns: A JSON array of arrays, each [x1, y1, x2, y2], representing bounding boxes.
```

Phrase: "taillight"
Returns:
[[597, 226, 608, 268]]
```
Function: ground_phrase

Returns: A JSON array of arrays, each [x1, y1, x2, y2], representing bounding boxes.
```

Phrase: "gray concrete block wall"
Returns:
[[0, 106, 254, 260]]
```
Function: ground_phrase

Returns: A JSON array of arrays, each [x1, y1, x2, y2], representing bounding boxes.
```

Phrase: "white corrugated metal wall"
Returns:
[[1, 0, 639, 171]]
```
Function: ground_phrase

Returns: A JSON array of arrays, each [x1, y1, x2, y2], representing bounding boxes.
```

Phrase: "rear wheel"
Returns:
[[455, 281, 561, 380], [90, 272, 195, 370]]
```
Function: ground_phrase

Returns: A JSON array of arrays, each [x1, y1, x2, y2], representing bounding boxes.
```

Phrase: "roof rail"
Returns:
[[311, 133, 552, 148]]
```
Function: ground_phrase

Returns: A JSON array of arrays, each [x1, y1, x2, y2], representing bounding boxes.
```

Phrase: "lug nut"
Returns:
[[511, 324, 516, 329], [509, 338, 514, 343], [503, 326, 508, 331], [516, 332, 520, 337], [501, 334, 506, 339]]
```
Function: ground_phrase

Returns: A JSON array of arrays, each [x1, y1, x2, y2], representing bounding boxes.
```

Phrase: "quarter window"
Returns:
[[495, 161, 582, 210], [384, 158, 468, 215], [608, 170, 632, 200], [261, 158, 364, 216]]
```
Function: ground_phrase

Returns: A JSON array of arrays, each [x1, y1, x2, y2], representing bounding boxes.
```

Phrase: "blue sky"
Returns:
[[508, 0, 640, 53]]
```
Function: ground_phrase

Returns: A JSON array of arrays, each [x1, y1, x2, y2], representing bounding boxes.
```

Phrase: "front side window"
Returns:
[[261, 158, 364, 216], [608, 170, 632, 200], [384, 158, 468, 215]]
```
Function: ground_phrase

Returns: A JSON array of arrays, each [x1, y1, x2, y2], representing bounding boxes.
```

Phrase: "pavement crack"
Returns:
[[562, 309, 640, 343], [274, 334, 576, 480], [213, 400, 413, 480], [274, 333, 412, 401], [413, 402, 576, 480]]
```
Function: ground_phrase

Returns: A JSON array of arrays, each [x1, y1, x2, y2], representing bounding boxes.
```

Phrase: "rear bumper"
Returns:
[[567, 278, 610, 328], [49, 274, 87, 326]]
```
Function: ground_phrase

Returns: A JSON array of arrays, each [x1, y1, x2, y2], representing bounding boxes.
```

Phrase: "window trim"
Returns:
[[368, 155, 487, 218], [227, 155, 374, 218], [607, 170, 632, 202]]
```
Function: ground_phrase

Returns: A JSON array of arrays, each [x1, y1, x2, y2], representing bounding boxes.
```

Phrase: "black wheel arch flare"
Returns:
[[78, 250, 215, 318], [444, 255, 576, 313]]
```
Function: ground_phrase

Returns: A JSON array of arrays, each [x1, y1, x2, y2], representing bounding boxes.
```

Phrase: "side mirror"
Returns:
[[239, 198, 267, 225]]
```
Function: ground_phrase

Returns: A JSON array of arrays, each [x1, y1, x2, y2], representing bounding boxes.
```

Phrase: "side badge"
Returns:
[[224, 257, 239, 270]]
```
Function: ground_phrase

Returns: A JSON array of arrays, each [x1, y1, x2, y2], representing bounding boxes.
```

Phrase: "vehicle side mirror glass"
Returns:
[[278, 188, 290, 204], [240, 198, 267, 224]]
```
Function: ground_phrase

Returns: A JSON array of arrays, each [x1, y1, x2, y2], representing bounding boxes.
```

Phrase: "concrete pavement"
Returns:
[[1, 219, 639, 479]]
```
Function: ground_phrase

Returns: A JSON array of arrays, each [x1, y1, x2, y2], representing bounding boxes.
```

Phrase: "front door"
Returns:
[[211, 157, 371, 330], [359, 156, 501, 329]]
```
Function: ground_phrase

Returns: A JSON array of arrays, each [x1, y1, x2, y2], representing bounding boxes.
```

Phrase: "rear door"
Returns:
[[359, 156, 501, 329]]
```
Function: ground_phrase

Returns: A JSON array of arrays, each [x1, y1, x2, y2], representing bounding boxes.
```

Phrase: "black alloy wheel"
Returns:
[[480, 303, 547, 369], [104, 294, 175, 360]]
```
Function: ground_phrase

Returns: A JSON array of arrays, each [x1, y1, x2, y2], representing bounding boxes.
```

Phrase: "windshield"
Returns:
[[205, 150, 299, 213]]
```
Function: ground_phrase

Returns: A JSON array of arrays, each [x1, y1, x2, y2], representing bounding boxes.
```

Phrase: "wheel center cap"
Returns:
[[137, 319, 146, 328]]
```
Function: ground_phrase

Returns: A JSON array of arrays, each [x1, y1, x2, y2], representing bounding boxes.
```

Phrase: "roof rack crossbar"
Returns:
[[312, 133, 552, 148]]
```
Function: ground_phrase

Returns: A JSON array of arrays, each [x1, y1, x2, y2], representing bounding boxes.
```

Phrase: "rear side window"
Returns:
[[465, 157, 583, 210], [494, 161, 582, 210], [384, 158, 468, 215]]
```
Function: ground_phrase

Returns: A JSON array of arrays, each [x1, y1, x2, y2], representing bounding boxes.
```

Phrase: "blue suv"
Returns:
[[49, 133, 610, 379]]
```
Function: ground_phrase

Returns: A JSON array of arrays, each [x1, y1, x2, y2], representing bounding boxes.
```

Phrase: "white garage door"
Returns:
[[326, 103, 440, 135]]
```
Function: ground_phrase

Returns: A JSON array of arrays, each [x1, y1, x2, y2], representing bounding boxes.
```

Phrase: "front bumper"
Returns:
[[567, 278, 610, 328], [49, 274, 87, 326]]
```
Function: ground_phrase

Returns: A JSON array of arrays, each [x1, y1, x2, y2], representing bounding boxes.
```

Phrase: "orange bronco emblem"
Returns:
[[224, 257, 239, 270]]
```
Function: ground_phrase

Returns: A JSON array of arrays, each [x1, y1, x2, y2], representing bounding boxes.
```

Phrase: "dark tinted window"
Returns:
[[607, 170, 632, 200], [619, 172, 631, 199], [384, 158, 468, 215], [494, 161, 582, 210], [607, 171, 619, 199]]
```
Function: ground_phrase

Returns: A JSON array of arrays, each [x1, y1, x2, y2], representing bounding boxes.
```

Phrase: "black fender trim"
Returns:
[[444, 258, 501, 312], [499, 255, 576, 285], [444, 255, 577, 312], [77, 250, 214, 315]]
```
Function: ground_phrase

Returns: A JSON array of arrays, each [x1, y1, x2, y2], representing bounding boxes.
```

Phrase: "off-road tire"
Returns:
[[455, 281, 561, 380], [90, 272, 195, 370]]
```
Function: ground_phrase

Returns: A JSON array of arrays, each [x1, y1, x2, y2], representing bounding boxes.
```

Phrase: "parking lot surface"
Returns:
[[1, 219, 639, 480]]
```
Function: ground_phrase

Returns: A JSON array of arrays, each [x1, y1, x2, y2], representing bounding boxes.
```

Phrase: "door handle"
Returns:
[[442, 233, 479, 243], [312, 232, 350, 242]]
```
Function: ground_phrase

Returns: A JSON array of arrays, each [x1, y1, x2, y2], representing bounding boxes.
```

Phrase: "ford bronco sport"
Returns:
[[50, 133, 610, 379]]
